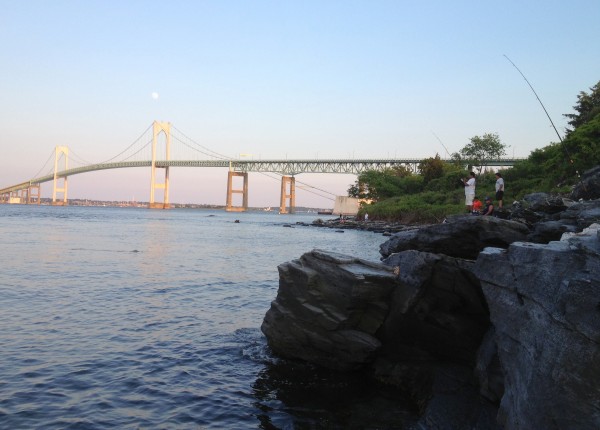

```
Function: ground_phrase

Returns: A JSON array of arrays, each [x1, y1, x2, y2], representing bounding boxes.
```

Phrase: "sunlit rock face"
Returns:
[[261, 250, 398, 371]]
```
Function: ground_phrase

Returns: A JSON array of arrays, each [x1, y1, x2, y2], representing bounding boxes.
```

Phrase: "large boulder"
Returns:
[[380, 216, 529, 260], [526, 219, 579, 243], [262, 248, 498, 428], [261, 250, 398, 371], [522, 192, 568, 213], [262, 248, 492, 372], [571, 165, 600, 200], [474, 224, 600, 429], [560, 199, 600, 228]]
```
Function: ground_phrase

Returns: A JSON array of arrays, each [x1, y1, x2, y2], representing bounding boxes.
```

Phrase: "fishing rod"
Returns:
[[504, 55, 585, 189], [503, 54, 563, 143], [431, 131, 452, 158]]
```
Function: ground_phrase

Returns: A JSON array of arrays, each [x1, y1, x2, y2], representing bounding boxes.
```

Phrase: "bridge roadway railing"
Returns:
[[0, 158, 522, 195]]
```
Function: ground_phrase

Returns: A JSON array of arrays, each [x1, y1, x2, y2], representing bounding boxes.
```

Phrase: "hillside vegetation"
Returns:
[[350, 80, 600, 223]]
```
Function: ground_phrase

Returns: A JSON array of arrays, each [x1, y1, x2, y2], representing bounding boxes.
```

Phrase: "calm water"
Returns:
[[0, 205, 418, 429]]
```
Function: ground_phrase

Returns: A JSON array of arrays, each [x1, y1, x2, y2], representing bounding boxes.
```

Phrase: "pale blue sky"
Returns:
[[1, 0, 599, 207]]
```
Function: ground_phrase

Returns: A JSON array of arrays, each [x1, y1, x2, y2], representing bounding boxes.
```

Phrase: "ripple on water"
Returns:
[[0, 207, 415, 429]]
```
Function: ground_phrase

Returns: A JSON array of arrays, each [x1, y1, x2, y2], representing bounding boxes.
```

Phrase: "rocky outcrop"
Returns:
[[526, 219, 579, 243], [262, 174, 600, 429], [474, 224, 600, 429], [262, 248, 498, 428], [522, 192, 568, 213], [261, 250, 398, 371], [560, 199, 600, 228], [571, 165, 600, 200], [379, 216, 529, 260]]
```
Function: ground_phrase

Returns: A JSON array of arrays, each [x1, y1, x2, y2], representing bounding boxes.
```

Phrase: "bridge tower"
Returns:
[[279, 176, 296, 214], [225, 168, 248, 212], [149, 121, 171, 209], [52, 146, 69, 205]]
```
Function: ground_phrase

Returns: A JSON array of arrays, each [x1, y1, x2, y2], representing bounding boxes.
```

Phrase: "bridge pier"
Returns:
[[279, 176, 295, 214], [225, 171, 248, 212], [27, 184, 41, 204]]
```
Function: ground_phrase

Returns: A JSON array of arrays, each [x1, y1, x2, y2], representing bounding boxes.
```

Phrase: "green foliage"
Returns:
[[419, 153, 445, 183], [562, 115, 600, 176], [361, 192, 462, 223], [458, 133, 507, 173], [347, 167, 423, 202], [347, 182, 360, 198], [424, 166, 465, 193], [564, 80, 600, 136], [391, 165, 413, 178]]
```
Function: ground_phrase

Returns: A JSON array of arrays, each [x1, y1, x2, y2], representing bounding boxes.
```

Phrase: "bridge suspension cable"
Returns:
[[170, 125, 233, 160], [99, 123, 154, 164], [68, 148, 94, 166], [258, 171, 336, 201], [31, 150, 56, 179]]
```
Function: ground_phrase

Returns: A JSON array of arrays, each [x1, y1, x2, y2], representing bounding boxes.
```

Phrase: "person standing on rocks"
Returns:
[[495, 172, 505, 209], [462, 171, 476, 213]]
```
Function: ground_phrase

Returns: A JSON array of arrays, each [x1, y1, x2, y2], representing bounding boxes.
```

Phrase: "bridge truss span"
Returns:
[[0, 120, 523, 209], [229, 159, 425, 175]]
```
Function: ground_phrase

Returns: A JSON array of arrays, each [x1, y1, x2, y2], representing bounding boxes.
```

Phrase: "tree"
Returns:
[[419, 153, 445, 183], [347, 168, 422, 202], [350, 169, 402, 202], [563, 80, 600, 136], [391, 164, 414, 178], [459, 133, 507, 173]]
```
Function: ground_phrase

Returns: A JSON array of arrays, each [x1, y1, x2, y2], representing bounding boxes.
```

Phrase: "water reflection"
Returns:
[[252, 354, 419, 429]]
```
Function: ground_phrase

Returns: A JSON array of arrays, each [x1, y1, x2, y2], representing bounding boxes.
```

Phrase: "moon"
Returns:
[[151, 92, 159, 100]]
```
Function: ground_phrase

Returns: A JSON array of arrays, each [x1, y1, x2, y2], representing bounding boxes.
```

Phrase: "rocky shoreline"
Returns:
[[262, 166, 600, 429]]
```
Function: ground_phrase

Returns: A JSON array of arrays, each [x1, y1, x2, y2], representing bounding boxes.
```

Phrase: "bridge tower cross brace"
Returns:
[[149, 121, 171, 209], [279, 176, 296, 214], [225, 168, 248, 212], [27, 184, 41, 205], [52, 146, 69, 205]]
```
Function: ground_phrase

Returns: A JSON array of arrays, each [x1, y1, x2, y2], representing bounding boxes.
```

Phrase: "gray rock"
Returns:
[[474, 327, 504, 404], [571, 165, 600, 200], [527, 219, 579, 243], [560, 199, 600, 228], [261, 249, 398, 371], [474, 226, 600, 429], [380, 216, 529, 260], [522, 192, 567, 213]]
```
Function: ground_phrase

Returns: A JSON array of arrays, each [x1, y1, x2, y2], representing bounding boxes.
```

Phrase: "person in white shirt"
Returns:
[[495, 173, 505, 209], [461, 171, 476, 213]]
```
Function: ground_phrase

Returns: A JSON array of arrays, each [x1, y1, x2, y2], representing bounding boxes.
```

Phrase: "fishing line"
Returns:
[[503, 54, 583, 183], [430, 131, 451, 158], [503, 55, 563, 143]]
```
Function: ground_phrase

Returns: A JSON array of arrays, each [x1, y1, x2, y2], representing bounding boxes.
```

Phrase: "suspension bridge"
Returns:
[[0, 121, 520, 213]]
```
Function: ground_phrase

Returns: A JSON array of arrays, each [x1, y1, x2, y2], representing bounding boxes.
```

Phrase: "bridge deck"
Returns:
[[0, 158, 522, 195]]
